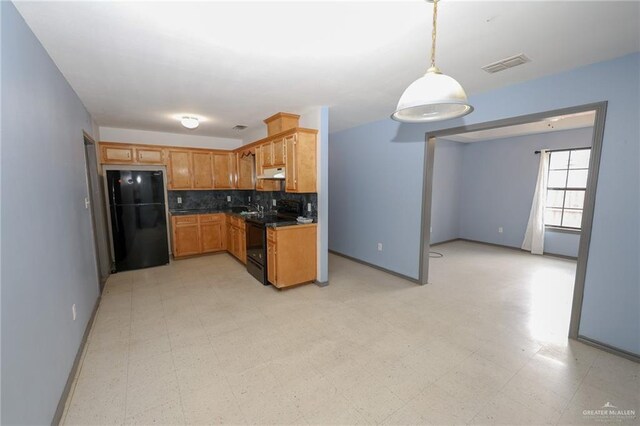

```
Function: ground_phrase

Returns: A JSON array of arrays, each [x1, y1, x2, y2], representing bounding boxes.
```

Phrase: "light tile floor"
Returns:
[[62, 241, 639, 425]]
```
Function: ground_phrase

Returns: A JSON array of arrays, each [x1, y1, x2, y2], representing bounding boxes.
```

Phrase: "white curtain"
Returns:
[[522, 149, 550, 255]]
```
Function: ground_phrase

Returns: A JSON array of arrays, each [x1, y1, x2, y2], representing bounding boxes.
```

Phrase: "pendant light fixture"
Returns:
[[392, 0, 473, 123]]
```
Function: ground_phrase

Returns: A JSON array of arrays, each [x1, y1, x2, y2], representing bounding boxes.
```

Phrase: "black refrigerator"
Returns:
[[107, 170, 170, 272]]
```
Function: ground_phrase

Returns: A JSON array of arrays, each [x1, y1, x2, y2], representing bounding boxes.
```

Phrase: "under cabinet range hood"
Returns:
[[257, 167, 285, 180]]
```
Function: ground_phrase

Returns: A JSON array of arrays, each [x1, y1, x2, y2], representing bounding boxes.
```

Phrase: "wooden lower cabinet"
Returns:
[[173, 223, 201, 257], [266, 224, 316, 288], [171, 213, 225, 258], [200, 221, 224, 252], [226, 214, 246, 263]]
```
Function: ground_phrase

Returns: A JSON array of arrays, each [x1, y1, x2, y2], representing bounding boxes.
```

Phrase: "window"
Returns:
[[545, 148, 590, 230]]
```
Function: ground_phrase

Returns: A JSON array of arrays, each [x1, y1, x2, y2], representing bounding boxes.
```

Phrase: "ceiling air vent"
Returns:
[[482, 54, 531, 74], [232, 125, 248, 131]]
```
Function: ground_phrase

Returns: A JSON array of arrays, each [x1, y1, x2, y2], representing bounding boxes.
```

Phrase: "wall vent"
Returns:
[[482, 54, 531, 73], [232, 125, 248, 131]]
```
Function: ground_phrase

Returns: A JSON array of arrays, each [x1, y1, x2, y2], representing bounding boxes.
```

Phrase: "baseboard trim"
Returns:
[[52, 295, 101, 426], [577, 335, 640, 364], [315, 280, 330, 287], [430, 238, 460, 247], [454, 238, 578, 260], [328, 250, 419, 284]]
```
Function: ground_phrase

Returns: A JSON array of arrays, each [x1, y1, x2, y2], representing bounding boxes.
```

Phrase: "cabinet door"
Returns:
[[102, 145, 134, 163], [262, 142, 273, 168], [232, 227, 240, 258], [173, 224, 200, 257], [237, 153, 255, 189], [168, 150, 192, 189], [267, 240, 277, 285], [255, 146, 265, 190], [239, 229, 247, 264], [285, 135, 297, 191], [226, 222, 234, 254], [200, 222, 224, 252], [234, 227, 243, 260], [136, 147, 163, 164], [272, 138, 285, 166], [192, 152, 213, 189], [213, 153, 233, 189]]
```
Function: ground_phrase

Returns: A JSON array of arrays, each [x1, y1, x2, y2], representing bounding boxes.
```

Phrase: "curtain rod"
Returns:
[[534, 146, 591, 154]]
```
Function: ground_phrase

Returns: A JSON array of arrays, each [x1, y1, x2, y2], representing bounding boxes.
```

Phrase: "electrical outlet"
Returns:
[[377, 243, 383, 251], [84, 197, 90, 209], [498, 227, 503, 234], [177, 197, 182, 204], [272, 199, 276, 206], [248, 196, 251, 202], [227, 196, 231, 202], [72, 304, 77, 321]]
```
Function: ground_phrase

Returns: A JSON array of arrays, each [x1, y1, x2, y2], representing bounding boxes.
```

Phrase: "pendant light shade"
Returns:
[[392, 0, 473, 123], [392, 67, 473, 122]]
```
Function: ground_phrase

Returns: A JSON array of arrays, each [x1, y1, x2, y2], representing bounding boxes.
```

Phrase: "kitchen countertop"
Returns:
[[169, 208, 237, 216], [168, 208, 316, 228]]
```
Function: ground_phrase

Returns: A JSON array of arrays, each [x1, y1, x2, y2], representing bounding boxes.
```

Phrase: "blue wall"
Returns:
[[329, 119, 423, 277], [329, 53, 639, 355], [458, 127, 592, 257], [431, 139, 464, 244], [1, 3, 101, 424]]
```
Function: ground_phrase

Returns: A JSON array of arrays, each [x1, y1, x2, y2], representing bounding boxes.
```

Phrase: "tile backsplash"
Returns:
[[168, 190, 317, 217]]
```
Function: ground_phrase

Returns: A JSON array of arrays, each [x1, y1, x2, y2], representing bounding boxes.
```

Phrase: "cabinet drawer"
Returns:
[[173, 215, 198, 225], [199, 214, 223, 223]]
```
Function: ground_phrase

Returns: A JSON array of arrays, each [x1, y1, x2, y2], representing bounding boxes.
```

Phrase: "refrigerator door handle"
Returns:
[[112, 207, 120, 233]]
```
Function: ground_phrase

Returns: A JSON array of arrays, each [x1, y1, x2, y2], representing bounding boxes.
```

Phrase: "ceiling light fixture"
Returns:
[[392, 0, 473, 123], [180, 116, 199, 129]]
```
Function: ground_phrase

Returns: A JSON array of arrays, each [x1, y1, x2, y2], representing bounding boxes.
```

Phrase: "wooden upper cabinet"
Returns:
[[255, 145, 281, 192], [136, 147, 164, 164], [261, 143, 273, 168], [236, 152, 255, 190], [192, 152, 213, 189], [285, 132, 316, 193], [285, 135, 297, 192], [102, 145, 134, 163], [168, 150, 192, 189], [272, 138, 285, 166], [213, 153, 234, 189]]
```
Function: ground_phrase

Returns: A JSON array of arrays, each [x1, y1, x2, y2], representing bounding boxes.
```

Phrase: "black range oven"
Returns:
[[246, 220, 268, 285], [245, 200, 303, 285]]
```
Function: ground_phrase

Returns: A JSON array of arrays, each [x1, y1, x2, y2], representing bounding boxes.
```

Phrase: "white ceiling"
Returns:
[[14, 1, 640, 139], [442, 110, 596, 143]]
